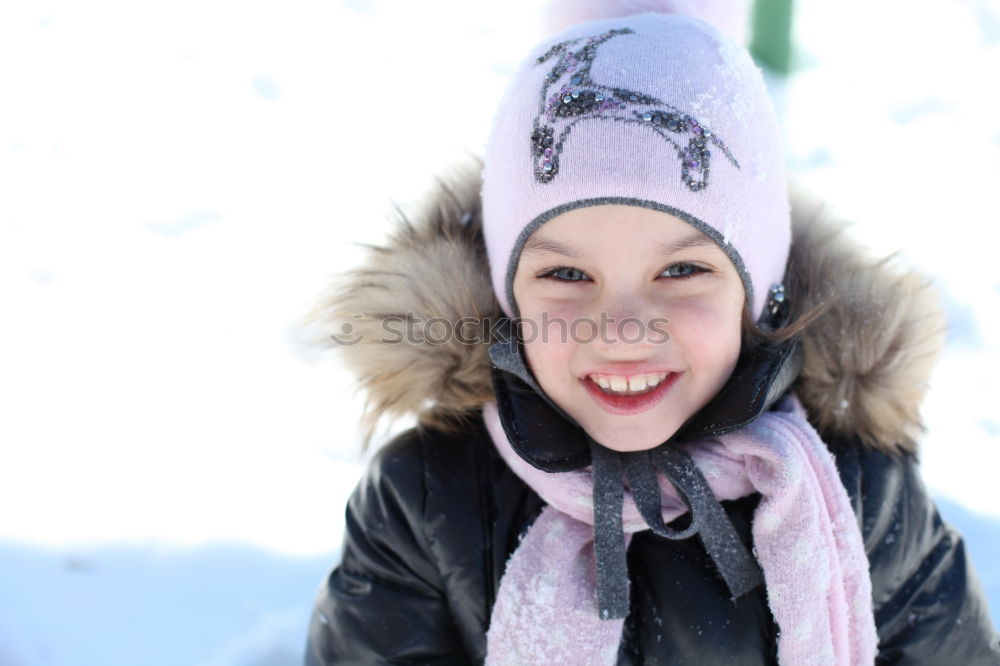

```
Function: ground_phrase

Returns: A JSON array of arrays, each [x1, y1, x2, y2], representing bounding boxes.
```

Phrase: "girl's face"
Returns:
[[511, 205, 745, 452]]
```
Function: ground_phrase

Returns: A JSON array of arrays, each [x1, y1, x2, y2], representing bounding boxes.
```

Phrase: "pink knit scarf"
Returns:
[[481, 393, 878, 665]]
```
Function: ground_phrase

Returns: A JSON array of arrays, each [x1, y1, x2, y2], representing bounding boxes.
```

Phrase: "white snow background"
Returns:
[[0, 1, 997, 664]]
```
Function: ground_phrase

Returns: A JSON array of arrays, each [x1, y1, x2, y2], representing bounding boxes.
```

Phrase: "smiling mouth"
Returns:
[[586, 372, 670, 396], [581, 372, 681, 415]]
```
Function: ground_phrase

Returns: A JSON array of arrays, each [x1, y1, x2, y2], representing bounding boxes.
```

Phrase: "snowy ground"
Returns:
[[0, 1, 997, 664]]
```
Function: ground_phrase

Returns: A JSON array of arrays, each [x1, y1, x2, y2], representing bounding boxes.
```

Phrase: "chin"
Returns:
[[598, 439, 664, 453], [584, 420, 680, 453]]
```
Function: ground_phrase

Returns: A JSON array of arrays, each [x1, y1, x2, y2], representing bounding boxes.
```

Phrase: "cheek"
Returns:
[[664, 296, 742, 361], [521, 333, 573, 393], [518, 304, 575, 380], [517, 292, 591, 351]]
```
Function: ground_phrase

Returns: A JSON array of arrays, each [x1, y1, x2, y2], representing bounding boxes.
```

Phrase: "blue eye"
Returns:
[[540, 267, 589, 282], [661, 262, 708, 279], [538, 263, 709, 282]]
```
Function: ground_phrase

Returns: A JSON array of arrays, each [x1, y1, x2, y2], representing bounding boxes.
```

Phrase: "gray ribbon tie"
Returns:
[[590, 443, 629, 620], [590, 437, 764, 620]]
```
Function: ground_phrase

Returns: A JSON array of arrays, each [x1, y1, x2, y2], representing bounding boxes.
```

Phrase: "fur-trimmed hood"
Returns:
[[299, 160, 947, 457]]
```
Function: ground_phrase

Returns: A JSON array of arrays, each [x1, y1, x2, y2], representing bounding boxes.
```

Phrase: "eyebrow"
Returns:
[[522, 236, 585, 258], [658, 232, 717, 255], [522, 231, 716, 258]]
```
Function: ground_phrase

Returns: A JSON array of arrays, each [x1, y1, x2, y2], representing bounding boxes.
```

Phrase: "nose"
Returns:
[[591, 292, 669, 352]]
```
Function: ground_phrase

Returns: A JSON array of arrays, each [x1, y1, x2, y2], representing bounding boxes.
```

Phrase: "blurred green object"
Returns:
[[750, 0, 795, 74]]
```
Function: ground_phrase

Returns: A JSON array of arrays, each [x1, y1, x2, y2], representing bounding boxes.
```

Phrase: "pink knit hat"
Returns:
[[481, 2, 790, 324]]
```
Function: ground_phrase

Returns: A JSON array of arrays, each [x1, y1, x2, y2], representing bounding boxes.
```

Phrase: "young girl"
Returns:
[[302, 3, 999, 664]]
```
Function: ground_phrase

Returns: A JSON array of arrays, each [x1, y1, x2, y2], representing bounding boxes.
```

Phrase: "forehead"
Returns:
[[520, 205, 722, 258]]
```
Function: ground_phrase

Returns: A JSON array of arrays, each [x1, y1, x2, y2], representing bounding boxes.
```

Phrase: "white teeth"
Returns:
[[627, 375, 647, 391], [589, 372, 669, 395]]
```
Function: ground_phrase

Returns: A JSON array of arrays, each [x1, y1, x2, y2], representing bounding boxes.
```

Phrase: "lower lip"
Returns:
[[581, 373, 680, 415]]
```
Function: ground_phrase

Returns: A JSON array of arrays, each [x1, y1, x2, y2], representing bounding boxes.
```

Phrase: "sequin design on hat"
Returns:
[[530, 27, 740, 192]]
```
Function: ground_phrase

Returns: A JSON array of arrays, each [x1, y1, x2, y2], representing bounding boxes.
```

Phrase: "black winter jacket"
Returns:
[[300, 168, 1000, 664], [305, 413, 999, 665]]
